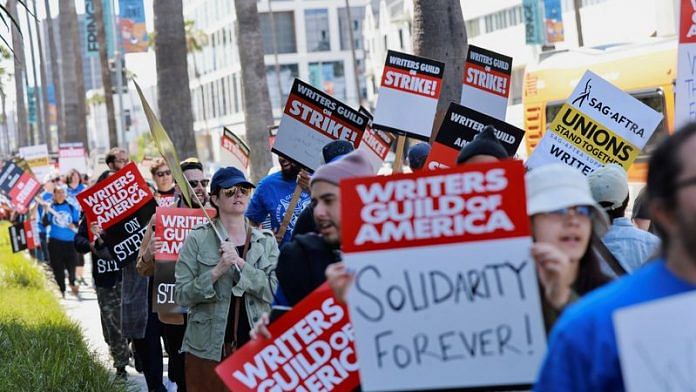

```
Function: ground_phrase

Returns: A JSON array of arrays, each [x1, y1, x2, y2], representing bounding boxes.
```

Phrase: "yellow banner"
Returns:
[[549, 104, 639, 170]]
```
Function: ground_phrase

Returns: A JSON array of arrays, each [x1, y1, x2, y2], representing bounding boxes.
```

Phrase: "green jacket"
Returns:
[[175, 219, 279, 361]]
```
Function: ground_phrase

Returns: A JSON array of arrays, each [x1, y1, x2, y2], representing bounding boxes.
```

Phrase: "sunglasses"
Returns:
[[155, 170, 172, 177], [51, 178, 60, 183], [188, 179, 210, 188], [221, 186, 251, 198], [545, 205, 593, 218]]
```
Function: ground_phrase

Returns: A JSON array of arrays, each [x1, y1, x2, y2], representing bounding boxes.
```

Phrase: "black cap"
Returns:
[[456, 125, 509, 164], [322, 140, 355, 164], [407, 142, 431, 170], [180, 157, 203, 172], [210, 167, 255, 194]]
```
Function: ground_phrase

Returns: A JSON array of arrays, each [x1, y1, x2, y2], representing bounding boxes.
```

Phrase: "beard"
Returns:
[[281, 164, 301, 180], [677, 212, 696, 262]]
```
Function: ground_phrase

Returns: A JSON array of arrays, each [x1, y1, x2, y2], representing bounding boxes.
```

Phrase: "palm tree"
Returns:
[[44, 0, 62, 149], [153, 1, 196, 159], [93, 0, 117, 147], [234, 0, 274, 182], [412, 0, 467, 118], [7, 0, 27, 147], [59, 0, 87, 145], [33, 0, 52, 151]]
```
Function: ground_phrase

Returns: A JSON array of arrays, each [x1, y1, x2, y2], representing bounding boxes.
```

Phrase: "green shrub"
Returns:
[[0, 252, 45, 289]]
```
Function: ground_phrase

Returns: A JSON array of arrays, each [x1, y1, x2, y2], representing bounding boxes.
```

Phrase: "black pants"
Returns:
[[133, 312, 166, 392], [48, 239, 78, 293], [162, 320, 187, 392]]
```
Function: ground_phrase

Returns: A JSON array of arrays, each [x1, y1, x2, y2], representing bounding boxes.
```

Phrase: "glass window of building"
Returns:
[[305, 9, 331, 52], [259, 11, 297, 54], [266, 64, 299, 109], [308, 61, 346, 100], [338, 7, 365, 51]]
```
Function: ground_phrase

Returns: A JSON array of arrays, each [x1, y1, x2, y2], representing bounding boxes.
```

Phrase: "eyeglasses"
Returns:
[[155, 170, 172, 177], [676, 176, 696, 190], [188, 179, 210, 188], [221, 186, 251, 198], [545, 205, 593, 218], [114, 158, 128, 164], [51, 178, 60, 183]]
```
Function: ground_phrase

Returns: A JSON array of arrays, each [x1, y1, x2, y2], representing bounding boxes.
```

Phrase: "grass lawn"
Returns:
[[0, 233, 131, 391]]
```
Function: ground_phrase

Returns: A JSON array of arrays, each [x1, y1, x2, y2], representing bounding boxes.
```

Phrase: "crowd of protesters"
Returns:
[[3, 116, 695, 392]]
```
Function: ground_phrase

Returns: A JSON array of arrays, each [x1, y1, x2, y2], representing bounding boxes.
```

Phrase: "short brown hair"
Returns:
[[150, 158, 169, 176]]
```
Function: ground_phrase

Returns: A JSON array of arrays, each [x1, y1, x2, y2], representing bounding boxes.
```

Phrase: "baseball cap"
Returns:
[[588, 164, 629, 210], [210, 167, 255, 194]]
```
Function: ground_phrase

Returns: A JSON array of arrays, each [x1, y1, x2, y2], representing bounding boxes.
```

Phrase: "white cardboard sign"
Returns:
[[357, 107, 395, 173], [614, 290, 696, 392], [676, 0, 696, 129], [340, 161, 547, 391], [58, 142, 88, 175], [18, 144, 51, 181], [460, 45, 512, 120]]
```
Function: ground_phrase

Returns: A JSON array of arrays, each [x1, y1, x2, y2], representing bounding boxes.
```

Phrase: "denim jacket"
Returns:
[[175, 219, 279, 361]]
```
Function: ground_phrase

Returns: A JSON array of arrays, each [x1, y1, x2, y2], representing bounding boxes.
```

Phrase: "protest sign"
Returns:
[[77, 162, 156, 266], [19, 144, 51, 181], [372, 51, 445, 140], [272, 79, 368, 172], [340, 160, 546, 391], [425, 103, 525, 170], [0, 160, 42, 214], [8, 221, 36, 253], [526, 70, 663, 175], [357, 107, 395, 173], [216, 283, 359, 392], [59, 143, 88, 175], [153, 207, 215, 313], [675, 0, 696, 129], [221, 127, 250, 170], [460, 45, 512, 120], [614, 291, 696, 392]]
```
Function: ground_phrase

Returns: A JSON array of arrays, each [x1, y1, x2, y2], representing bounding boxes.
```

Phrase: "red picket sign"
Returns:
[[216, 283, 359, 392]]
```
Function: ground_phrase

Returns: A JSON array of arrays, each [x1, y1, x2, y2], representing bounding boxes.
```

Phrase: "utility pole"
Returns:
[[344, 0, 362, 108], [573, 0, 584, 48], [109, 0, 127, 150]]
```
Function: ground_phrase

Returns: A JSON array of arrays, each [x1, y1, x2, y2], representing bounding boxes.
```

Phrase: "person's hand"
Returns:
[[148, 235, 164, 256], [297, 170, 311, 192], [249, 312, 271, 340], [326, 262, 354, 303], [531, 243, 576, 310], [213, 242, 245, 280], [90, 222, 103, 238]]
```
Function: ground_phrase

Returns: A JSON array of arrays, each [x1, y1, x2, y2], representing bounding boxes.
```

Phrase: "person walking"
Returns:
[[42, 185, 81, 298]]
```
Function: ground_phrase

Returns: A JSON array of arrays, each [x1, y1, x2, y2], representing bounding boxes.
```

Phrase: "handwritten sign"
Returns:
[[78, 162, 156, 266], [372, 51, 445, 140], [216, 283, 359, 392], [614, 291, 696, 392], [340, 160, 547, 391], [357, 107, 395, 173], [676, 0, 696, 128], [272, 79, 368, 172], [460, 45, 512, 120], [425, 103, 525, 170], [153, 207, 215, 313], [527, 71, 663, 175]]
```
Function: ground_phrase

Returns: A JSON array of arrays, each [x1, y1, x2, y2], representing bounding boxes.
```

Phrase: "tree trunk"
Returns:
[[25, 4, 44, 145], [412, 0, 467, 136], [59, 0, 88, 145], [234, 0, 274, 182], [153, 1, 196, 159], [45, 0, 63, 149], [34, 0, 52, 151], [7, 0, 28, 147], [93, 0, 117, 147], [0, 90, 8, 154]]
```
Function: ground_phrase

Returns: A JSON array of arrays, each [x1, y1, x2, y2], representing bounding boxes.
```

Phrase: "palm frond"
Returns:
[[0, 5, 23, 38]]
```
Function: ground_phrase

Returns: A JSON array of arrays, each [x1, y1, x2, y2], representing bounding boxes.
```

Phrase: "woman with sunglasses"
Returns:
[[150, 158, 177, 207], [175, 166, 278, 392], [526, 164, 612, 330]]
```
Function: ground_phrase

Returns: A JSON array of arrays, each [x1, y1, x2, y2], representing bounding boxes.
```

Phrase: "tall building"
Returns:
[[184, 0, 370, 163]]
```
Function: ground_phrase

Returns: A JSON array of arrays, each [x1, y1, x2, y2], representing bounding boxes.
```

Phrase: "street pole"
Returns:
[[109, 0, 127, 151], [573, 0, 584, 48], [344, 0, 362, 108]]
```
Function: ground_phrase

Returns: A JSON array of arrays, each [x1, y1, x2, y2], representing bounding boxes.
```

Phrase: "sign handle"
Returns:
[[275, 184, 303, 243], [392, 136, 406, 173], [184, 180, 241, 273]]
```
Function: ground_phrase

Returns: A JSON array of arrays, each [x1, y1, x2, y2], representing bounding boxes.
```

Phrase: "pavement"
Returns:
[[53, 255, 177, 391]]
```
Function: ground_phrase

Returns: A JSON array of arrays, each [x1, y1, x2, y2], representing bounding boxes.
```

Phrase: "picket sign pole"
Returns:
[[184, 180, 241, 273], [392, 135, 406, 173], [275, 184, 303, 242]]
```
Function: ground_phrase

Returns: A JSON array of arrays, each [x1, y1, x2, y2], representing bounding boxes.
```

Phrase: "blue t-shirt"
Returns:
[[37, 191, 53, 235], [535, 260, 696, 392], [44, 202, 80, 242], [245, 171, 311, 244], [66, 183, 86, 210]]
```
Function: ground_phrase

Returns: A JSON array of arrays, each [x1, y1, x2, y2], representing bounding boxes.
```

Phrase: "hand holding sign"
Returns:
[[531, 242, 575, 309]]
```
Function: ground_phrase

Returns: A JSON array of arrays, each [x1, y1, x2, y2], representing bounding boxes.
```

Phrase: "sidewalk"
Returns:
[[57, 256, 175, 391]]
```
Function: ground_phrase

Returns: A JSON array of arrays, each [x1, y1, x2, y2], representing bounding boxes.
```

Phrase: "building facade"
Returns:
[[184, 0, 370, 164]]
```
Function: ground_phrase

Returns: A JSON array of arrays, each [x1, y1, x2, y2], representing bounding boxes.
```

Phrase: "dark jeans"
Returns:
[[132, 312, 166, 392], [38, 232, 49, 263], [47, 239, 78, 293], [162, 321, 187, 392]]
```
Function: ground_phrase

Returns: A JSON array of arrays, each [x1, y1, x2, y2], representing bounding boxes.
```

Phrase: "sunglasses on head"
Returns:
[[155, 170, 172, 177], [546, 205, 593, 218], [221, 186, 251, 198], [188, 179, 210, 188]]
